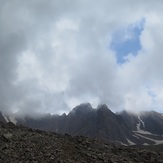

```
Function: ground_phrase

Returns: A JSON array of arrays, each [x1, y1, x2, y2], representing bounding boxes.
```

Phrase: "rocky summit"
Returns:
[[0, 121, 163, 163]]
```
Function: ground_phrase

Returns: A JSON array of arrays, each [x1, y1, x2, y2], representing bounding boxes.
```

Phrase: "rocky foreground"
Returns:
[[0, 121, 163, 163]]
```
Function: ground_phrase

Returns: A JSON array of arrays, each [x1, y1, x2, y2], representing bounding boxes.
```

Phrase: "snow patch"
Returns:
[[135, 133, 163, 145], [134, 129, 157, 135], [138, 116, 145, 128], [132, 134, 140, 139], [133, 115, 163, 145], [135, 116, 157, 135], [8, 115, 17, 125], [2, 113, 17, 124], [127, 139, 135, 145], [2, 113, 9, 122], [143, 143, 149, 146], [115, 141, 127, 146]]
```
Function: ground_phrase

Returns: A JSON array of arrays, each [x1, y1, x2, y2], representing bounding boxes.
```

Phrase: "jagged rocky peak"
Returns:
[[61, 113, 66, 117], [69, 103, 93, 115], [70, 103, 114, 117], [97, 104, 114, 115], [97, 104, 108, 110]]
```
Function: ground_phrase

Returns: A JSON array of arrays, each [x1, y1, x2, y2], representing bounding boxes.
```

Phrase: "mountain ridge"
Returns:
[[1, 103, 163, 146]]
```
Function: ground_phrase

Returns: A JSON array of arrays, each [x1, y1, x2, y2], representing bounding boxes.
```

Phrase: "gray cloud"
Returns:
[[0, 0, 163, 115]]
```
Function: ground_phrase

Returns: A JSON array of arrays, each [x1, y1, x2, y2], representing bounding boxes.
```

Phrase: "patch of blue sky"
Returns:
[[110, 19, 145, 64]]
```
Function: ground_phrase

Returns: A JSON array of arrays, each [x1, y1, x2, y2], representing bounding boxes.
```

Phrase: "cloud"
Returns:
[[0, 0, 163, 115]]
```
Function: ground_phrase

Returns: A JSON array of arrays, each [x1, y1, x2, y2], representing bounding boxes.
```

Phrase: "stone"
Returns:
[[0, 121, 163, 162], [2, 133, 13, 141]]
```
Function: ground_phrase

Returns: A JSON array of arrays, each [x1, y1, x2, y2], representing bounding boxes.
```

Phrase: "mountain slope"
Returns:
[[0, 121, 163, 162], [0, 111, 7, 123], [5, 103, 163, 146], [119, 110, 163, 145]]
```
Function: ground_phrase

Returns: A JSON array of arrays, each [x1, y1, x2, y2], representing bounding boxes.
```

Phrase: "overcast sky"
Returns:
[[0, 0, 163, 115]]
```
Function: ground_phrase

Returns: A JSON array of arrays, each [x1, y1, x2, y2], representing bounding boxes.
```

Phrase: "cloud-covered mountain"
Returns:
[[5, 103, 162, 146]]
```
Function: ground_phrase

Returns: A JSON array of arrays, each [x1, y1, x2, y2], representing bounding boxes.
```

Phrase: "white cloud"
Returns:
[[0, 0, 163, 115]]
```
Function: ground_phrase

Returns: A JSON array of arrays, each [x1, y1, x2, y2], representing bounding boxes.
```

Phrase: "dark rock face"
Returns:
[[140, 111, 163, 135], [16, 104, 134, 144], [13, 104, 163, 145], [118, 110, 139, 131], [0, 112, 6, 123], [118, 110, 163, 145], [119, 110, 163, 135], [0, 121, 163, 162]]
